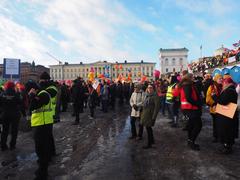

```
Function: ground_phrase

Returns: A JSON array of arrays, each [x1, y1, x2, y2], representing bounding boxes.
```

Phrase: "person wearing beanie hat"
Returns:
[[206, 74, 222, 143], [40, 71, 50, 80], [29, 71, 57, 179], [223, 74, 231, 80], [215, 76, 238, 154]]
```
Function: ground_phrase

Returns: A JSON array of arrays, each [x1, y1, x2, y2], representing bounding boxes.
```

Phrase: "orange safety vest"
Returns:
[[180, 86, 199, 110]]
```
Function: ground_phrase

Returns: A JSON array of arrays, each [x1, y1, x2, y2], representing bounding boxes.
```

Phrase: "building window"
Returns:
[[166, 68, 168, 72], [173, 68, 176, 72], [172, 58, 176, 65], [165, 58, 168, 65], [180, 58, 183, 65], [113, 68, 115, 71]]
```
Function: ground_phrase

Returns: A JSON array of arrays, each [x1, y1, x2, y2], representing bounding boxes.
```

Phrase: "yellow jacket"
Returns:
[[206, 85, 217, 114]]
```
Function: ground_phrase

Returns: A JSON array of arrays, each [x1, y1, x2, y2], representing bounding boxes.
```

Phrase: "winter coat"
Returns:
[[130, 91, 144, 117], [88, 89, 98, 108], [216, 84, 239, 141], [236, 84, 240, 110], [101, 86, 109, 101], [140, 92, 160, 127], [0, 88, 25, 119], [206, 84, 222, 114], [178, 75, 202, 117]]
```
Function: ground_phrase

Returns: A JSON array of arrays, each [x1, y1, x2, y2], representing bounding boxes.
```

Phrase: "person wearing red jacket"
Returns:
[[178, 73, 202, 151]]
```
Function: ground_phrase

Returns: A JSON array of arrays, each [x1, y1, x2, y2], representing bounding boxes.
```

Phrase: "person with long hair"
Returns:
[[206, 74, 222, 142]]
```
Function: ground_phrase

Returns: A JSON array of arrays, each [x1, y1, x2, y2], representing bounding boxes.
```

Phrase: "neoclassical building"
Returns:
[[159, 48, 188, 74], [49, 60, 155, 81]]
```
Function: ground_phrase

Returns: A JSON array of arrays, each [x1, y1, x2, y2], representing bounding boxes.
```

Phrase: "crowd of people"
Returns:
[[0, 70, 239, 179], [189, 48, 240, 73]]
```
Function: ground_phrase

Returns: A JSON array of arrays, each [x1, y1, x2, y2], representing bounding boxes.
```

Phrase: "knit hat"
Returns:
[[4, 81, 15, 90], [223, 77, 234, 84], [40, 72, 50, 80], [223, 74, 231, 80], [213, 74, 222, 82]]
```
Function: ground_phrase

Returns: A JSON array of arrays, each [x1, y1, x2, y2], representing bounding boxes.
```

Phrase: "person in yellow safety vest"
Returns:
[[29, 72, 56, 180], [46, 83, 58, 158], [165, 75, 178, 121]]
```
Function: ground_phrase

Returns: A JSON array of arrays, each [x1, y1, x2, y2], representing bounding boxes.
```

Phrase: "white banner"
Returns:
[[228, 56, 236, 63], [4, 58, 20, 75]]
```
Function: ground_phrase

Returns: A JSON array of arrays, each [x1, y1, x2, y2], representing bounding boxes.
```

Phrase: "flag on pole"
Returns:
[[200, 45, 202, 50], [233, 40, 240, 47]]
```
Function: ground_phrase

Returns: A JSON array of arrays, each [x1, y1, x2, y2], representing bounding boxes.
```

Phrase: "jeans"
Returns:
[[130, 116, 143, 137], [160, 96, 166, 115]]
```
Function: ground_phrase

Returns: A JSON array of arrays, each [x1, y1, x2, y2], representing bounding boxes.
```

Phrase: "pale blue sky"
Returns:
[[0, 0, 239, 68]]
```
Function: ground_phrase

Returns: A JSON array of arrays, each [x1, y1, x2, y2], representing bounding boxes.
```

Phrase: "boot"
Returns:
[[187, 139, 200, 151], [220, 144, 233, 154]]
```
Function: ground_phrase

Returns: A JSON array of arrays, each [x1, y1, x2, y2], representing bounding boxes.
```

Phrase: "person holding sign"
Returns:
[[214, 77, 239, 154]]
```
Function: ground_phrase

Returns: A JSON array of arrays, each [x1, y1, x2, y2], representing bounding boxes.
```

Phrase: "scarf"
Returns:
[[143, 92, 154, 107]]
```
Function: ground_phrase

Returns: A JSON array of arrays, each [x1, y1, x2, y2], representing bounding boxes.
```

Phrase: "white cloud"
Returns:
[[0, 15, 48, 65], [34, 0, 157, 62], [0, 0, 158, 64]]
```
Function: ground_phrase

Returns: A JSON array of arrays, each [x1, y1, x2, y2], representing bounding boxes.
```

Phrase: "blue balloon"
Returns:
[[222, 67, 231, 75], [230, 65, 240, 83], [212, 68, 222, 77]]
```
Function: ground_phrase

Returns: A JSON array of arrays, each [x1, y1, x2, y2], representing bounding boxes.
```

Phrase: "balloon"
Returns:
[[141, 75, 148, 82], [90, 67, 94, 72], [115, 65, 118, 69], [119, 65, 123, 70], [154, 70, 160, 78], [98, 73, 104, 78], [88, 72, 94, 80], [137, 72, 141, 77]]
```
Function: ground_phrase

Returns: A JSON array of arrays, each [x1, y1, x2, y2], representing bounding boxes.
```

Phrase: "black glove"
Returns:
[[133, 104, 138, 111], [211, 94, 218, 102]]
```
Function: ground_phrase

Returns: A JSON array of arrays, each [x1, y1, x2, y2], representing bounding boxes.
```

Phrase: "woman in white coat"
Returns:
[[129, 84, 144, 140]]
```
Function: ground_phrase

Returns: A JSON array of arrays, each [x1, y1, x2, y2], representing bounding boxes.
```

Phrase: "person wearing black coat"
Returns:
[[109, 82, 117, 110], [88, 84, 98, 119], [72, 79, 85, 125], [0, 81, 25, 151], [178, 74, 202, 151], [60, 83, 69, 112], [116, 81, 124, 105], [215, 77, 239, 154], [29, 72, 57, 180]]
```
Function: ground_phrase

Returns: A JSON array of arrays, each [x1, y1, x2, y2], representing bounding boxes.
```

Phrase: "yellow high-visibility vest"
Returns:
[[31, 90, 53, 127], [46, 85, 58, 116], [166, 83, 176, 102]]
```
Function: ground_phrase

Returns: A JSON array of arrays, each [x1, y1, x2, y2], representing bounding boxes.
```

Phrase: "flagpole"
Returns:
[[200, 45, 203, 59]]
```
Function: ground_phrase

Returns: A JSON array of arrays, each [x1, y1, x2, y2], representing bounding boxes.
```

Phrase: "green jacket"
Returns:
[[140, 92, 160, 127]]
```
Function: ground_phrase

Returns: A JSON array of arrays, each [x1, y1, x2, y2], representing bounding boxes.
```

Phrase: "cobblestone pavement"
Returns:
[[0, 105, 240, 180]]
